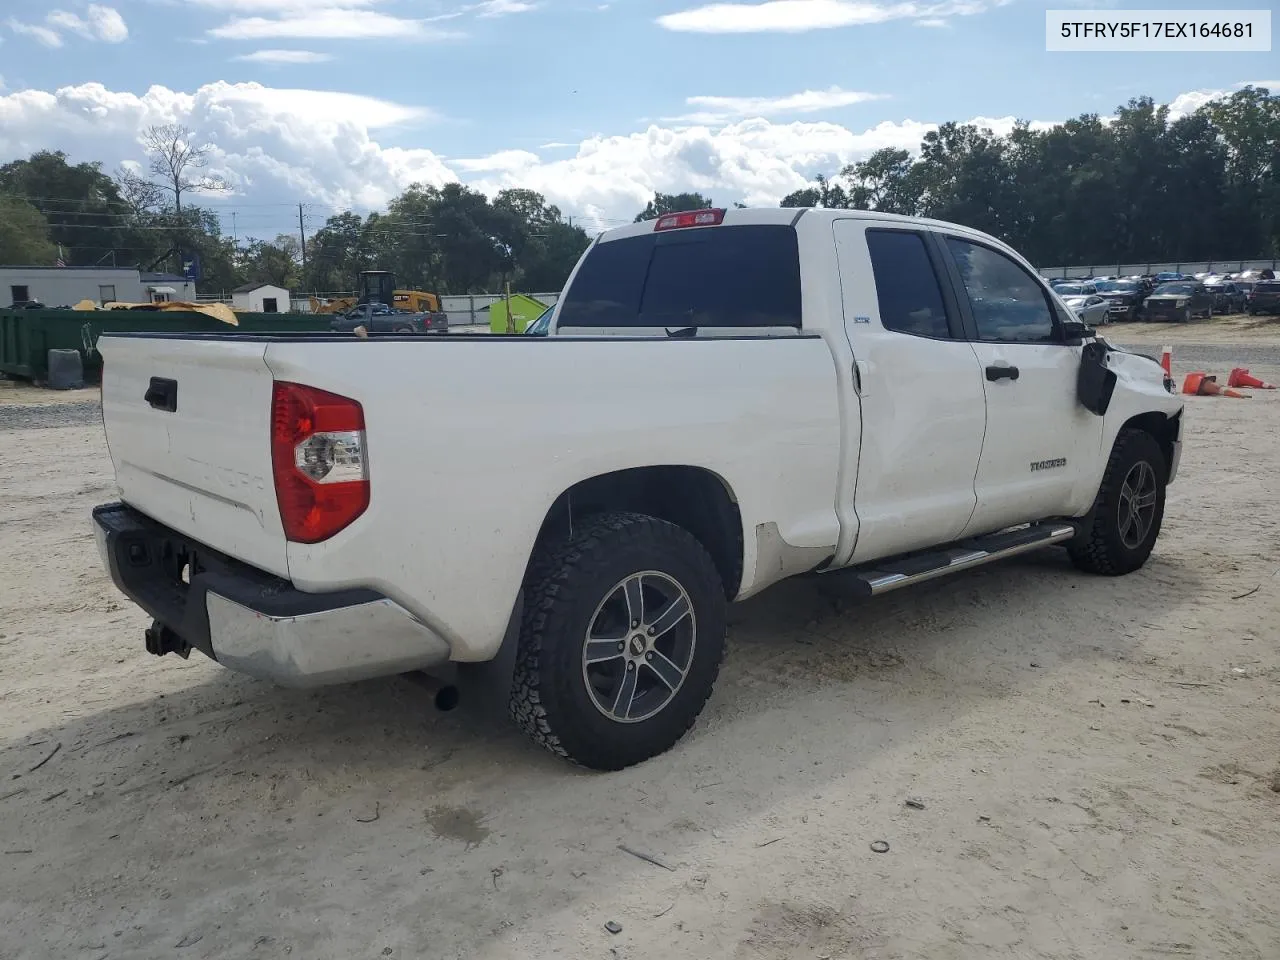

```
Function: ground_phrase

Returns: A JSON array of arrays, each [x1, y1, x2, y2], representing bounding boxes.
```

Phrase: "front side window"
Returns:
[[557, 225, 802, 329], [865, 229, 951, 339], [944, 237, 1055, 343]]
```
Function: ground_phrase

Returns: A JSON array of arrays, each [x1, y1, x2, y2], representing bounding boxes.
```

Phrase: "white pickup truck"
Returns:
[[93, 207, 1183, 770]]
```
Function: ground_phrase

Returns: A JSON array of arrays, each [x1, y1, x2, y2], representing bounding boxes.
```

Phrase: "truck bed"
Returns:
[[98, 331, 844, 660]]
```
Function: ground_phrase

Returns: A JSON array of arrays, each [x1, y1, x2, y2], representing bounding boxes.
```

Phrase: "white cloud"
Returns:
[[668, 87, 887, 123], [657, 0, 1002, 33], [86, 4, 129, 41], [915, 17, 948, 26], [1166, 89, 1221, 120], [12, 5, 127, 46], [191, 0, 380, 8], [6, 18, 64, 48], [209, 8, 460, 41], [472, 0, 538, 16], [234, 48, 334, 63], [0, 78, 1250, 233], [0, 81, 445, 212]]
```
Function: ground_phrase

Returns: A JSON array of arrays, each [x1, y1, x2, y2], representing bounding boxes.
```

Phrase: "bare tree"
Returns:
[[136, 124, 229, 214], [115, 165, 165, 215]]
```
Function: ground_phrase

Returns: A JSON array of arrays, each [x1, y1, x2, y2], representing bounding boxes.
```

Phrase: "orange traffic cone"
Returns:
[[1227, 367, 1276, 389], [1160, 344, 1172, 377], [1183, 373, 1251, 398]]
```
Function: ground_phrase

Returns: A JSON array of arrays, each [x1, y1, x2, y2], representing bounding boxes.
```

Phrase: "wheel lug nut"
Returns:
[[626, 661, 634, 670], [647, 627, 655, 636], [617, 642, 624, 651], [645, 652, 653, 660], [631, 620, 639, 628]]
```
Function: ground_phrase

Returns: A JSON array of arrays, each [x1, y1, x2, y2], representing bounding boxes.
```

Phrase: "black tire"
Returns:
[[1068, 428, 1167, 576], [394, 325, 414, 334], [1181, 306, 1191, 323], [510, 512, 727, 770]]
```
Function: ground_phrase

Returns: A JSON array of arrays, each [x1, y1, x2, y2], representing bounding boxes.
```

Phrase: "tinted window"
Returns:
[[866, 230, 951, 338], [557, 225, 801, 328], [945, 237, 1055, 342]]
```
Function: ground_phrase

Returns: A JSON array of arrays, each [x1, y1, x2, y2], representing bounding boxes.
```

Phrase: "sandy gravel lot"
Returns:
[[2, 323, 1279, 960]]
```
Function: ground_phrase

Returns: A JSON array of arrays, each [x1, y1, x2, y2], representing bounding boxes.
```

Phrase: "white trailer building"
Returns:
[[0, 266, 194, 307]]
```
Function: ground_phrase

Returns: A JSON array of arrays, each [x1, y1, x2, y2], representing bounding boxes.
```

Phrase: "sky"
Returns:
[[0, 0, 1275, 240]]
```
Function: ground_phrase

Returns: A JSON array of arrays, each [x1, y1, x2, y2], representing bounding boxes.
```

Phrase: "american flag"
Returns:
[[55, 245, 66, 267]]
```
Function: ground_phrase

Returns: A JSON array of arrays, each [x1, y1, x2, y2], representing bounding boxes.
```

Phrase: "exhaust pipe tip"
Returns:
[[434, 685, 460, 712], [405, 670, 460, 711]]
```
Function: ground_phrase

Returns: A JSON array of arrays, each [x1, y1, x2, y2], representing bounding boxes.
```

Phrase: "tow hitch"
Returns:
[[145, 620, 192, 659]]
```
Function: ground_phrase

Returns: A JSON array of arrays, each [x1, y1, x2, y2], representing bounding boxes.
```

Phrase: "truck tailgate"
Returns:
[[99, 335, 289, 578]]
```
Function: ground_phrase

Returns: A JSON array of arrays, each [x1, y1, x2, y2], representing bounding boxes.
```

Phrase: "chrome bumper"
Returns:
[[93, 502, 451, 688], [206, 593, 450, 688]]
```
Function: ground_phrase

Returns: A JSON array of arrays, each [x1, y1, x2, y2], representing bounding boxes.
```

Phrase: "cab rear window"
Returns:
[[557, 225, 802, 328]]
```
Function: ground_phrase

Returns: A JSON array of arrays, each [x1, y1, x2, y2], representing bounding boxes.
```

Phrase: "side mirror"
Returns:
[[1061, 318, 1093, 342]]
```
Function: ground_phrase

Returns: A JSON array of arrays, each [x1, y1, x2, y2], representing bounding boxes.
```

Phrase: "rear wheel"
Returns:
[[394, 325, 414, 334], [510, 512, 727, 770], [1181, 306, 1192, 323], [1068, 428, 1167, 576]]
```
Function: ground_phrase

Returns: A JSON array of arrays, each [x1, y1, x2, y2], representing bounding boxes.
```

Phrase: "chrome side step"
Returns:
[[833, 524, 1076, 597]]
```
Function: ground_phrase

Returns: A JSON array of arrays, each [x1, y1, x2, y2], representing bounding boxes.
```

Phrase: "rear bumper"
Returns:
[[93, 502, 450, 687]]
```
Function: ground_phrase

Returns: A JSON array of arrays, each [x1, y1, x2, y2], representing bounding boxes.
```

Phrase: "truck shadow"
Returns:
[[1, 548, 1209, 960]]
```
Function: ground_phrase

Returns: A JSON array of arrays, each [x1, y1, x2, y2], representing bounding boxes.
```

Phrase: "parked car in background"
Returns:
[[332, 302, 449, 335], [1052, 282, 1098, 297], [1144, 281, 1214, 322], [1095, 279, 1147, 321], [1059, 292, 1111, 326], [1247, 280, 1280, 315], [1203, 279, 1247, 314], [1153, 272, 1186, 283]]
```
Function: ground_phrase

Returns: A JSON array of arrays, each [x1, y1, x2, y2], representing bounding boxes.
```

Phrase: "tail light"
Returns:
[[654, 208, 724, 231], [271, 382, 369, 543]]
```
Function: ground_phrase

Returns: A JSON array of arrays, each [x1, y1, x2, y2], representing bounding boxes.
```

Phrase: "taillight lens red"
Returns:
[[270, 381, 369, 543], [653, 208, 725, 231]]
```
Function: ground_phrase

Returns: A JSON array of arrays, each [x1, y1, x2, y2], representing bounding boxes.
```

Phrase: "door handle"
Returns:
[[985, 364, 1019, 382], [145, 376, 178, 412]]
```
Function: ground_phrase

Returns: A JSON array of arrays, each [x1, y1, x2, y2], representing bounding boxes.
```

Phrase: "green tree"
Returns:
[[518, 220, 591, 291], [780, 173, 850, 209], [841, 148, 921, 214], [302, 211, 371, 292], [0, 150, 153, 266], [0, 198, 58, 266], [239, 234, 301, 288]]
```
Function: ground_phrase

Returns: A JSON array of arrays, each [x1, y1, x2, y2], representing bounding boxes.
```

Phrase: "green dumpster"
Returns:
[[0, 308, 332, 382]]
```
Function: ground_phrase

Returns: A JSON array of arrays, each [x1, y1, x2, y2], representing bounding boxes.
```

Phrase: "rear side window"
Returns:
[[557, 225, 802, 328], [866, 230, 951, 338]]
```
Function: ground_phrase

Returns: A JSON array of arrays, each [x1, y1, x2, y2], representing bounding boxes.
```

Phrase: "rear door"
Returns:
[[832, 220, 988, 564], [98, 335, 289, 577], [935, 233, 1104, 535]]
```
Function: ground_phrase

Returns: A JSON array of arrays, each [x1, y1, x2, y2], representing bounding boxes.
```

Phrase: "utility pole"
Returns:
[[231, 212, 237, 243], [298, 203, 308, 273]]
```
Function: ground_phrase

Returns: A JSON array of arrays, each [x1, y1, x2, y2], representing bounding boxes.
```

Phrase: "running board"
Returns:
[[832, 524, 1076, 597]]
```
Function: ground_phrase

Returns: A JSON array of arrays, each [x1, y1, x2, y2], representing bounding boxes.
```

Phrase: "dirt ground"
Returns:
[[2, 325, 1279, 960]]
